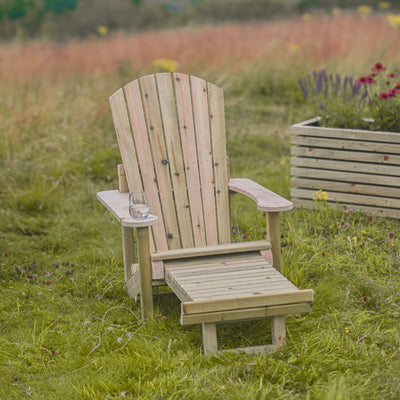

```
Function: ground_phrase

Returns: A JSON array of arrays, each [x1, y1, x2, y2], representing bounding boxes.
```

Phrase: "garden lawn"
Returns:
[[1, 16, 400, 399]]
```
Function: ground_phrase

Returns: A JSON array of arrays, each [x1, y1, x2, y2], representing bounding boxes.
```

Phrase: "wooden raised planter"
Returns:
[[290, 118, 400, 218]]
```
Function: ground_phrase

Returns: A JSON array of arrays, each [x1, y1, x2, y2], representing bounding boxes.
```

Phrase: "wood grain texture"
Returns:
[[291, 118, 400, 144], [207, 82, 231, 244], [190, 75, 218, 245], [137, 74, 181, 250], [156, 73, 195, 248], [174, 72, 207, 247], [291, 119, 400, 218], [229, 178, 293, 211], [151, 240, 270, 261], [124, 79, 169, 251], [165, 252, 312, 312], [97, 190, 158, 228]]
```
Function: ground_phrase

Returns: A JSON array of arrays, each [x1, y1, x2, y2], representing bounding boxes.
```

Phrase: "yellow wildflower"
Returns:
[[288, 43, 299, 53], [357, 5, 372, 18], [97, 25, 109, 36], [332, 7, 342, 17], [302, 13, 311, 21], [379, 1, 391, 9], [314, 189, 328, 201], [152, 59, 179, 72], [388, 14, 400, 28]]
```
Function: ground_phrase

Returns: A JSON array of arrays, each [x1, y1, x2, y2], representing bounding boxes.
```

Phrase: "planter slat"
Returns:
[[291, 157, 400, 177], [292, 118, 400, 144], [292, 188, 400, 209], [291, 167, 400, 187], [291, 147, 400, 165], [291, 178, 400, 199], [291, 119, 400, 218], [291, 136, 400, 154]]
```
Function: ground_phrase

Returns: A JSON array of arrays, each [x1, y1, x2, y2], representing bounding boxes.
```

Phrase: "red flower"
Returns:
[[387, 73, 397, 78], [356, 76, 368, 84], [366, 75, 376, 83], [372, 62, 387, 72], [379, 92, 390, 99]]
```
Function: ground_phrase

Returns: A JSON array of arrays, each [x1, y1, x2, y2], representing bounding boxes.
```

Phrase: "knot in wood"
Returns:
[[161, 159, 168, 165], [167, 233, 173, 239]]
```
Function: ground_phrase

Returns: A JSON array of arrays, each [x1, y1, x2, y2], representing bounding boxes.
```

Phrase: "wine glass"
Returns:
[[129, 191, 150, 220]]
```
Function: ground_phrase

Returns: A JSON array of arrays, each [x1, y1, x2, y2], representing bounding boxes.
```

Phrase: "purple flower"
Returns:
[[243, 234, 248, 239], [344, 222, 349, 227]]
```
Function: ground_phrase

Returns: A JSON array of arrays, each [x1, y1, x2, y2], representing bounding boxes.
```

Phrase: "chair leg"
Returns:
[[271, 316, 286, 348], [202, 323, 218, 356], [137, 226, 153, 320], [122, 226, 135, 283], [266, 212, 282, 272]]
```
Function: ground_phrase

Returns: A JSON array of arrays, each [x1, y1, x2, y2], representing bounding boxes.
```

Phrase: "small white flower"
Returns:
[[117, 337, 123, 343]]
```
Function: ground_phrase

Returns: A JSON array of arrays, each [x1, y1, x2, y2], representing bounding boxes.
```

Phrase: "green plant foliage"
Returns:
[[3, 0, 31, 19], [41, 0, 79, 15], [299, 64, 400, 132]]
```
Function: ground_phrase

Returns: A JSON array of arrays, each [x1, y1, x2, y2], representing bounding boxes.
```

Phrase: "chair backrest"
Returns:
[[109, 72, 231, 251]]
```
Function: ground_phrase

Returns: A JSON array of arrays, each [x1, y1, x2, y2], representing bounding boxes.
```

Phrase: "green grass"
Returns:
[[1, 65, 400, 399]]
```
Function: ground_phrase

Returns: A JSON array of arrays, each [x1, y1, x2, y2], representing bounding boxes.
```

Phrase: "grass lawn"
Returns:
[[1, 15, 400, 399]]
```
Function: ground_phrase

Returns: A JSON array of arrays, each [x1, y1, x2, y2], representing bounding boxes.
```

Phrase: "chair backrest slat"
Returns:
[[190, 75, 219, 245], [110, 73, 231, 251], [174, 73, 207, 247], [207, 82, 231, 244], [155, 73, 195, 248], [123, 80, 169, 251], [136, 74, 181, 250]]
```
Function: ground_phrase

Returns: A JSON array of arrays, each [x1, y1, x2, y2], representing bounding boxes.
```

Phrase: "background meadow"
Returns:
[[1, 3, 400, 399]]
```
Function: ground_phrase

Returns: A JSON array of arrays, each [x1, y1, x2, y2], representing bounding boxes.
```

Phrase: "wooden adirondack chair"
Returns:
[[97, 72, 313, 355]]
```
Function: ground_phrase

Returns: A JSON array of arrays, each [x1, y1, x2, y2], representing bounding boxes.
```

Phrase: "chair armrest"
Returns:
[[97, 190, 158, 227], [228, 178, 293, 212]]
